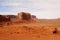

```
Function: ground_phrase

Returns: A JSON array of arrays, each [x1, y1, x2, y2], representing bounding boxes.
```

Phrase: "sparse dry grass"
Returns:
[[0, 19, 60, 40]]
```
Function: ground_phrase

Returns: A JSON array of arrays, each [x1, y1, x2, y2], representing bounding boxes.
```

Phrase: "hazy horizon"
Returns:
[[0, 0, 60, 19]]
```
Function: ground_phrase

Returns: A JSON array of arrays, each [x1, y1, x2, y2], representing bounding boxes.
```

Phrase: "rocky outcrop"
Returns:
[[32, 15, 36, 19], [0, 12, 37, 25], [0, 15, 11, 22], [18, 12, 32, 20], [8, 15, 17, 19]]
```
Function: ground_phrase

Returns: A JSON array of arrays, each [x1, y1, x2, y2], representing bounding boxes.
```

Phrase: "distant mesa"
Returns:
[[0, 12, 37, 23], [0, 15, 11, 22], [18, 12, 32, 20], [32, 15, 36, 19], [18, 12, 37, 20], [8, 15, 17, 19], [0, 15, 17, 22]]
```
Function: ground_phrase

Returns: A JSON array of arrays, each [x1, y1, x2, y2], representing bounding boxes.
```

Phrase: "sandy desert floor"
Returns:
[[0, 20, 60, 40]]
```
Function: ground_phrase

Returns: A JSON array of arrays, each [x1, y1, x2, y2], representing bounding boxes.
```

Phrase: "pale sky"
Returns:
[[0, 0, 60, 19]]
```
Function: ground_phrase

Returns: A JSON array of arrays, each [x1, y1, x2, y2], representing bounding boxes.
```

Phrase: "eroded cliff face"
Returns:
[[0, 12, 37, 26], [0, 12, 36, 22], [18, 12, 32, 20]]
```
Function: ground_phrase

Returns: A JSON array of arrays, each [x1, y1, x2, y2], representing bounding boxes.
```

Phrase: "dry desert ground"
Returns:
[[0, 19, 60, 40]]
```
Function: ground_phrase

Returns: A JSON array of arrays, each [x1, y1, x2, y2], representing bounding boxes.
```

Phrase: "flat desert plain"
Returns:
[[0, 19, 60, 40]]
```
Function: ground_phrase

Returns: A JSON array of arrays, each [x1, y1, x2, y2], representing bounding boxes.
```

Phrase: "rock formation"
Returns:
[[32, 15, 36, 19], [0, 15, 11, 22], [8, 15, 17, 19], [18, 12, 32, 20]]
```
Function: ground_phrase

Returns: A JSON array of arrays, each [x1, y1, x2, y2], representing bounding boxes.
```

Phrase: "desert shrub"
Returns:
[[53, 28, 58, 34]]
